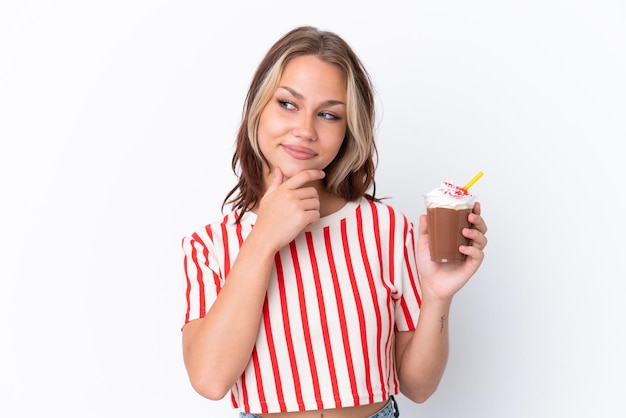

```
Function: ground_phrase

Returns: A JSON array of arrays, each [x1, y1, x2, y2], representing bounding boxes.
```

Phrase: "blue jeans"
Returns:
[[239, 396, 400, 418]]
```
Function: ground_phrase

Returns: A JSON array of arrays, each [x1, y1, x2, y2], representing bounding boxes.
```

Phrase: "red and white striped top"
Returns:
[[181, 198, 422, 414]]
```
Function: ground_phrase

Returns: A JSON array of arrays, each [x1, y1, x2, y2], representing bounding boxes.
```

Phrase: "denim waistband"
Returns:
[[239, 396, 399, 418]]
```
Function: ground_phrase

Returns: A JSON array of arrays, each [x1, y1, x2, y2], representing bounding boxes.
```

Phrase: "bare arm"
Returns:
[[395, 297, 452, 403], [182, 228, 277, 399], [182, 169, 325, 399], [396, 204, 488, 402]]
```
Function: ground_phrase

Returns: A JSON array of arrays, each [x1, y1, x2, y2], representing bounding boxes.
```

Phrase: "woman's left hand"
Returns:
[[416, 201, 488, 301]]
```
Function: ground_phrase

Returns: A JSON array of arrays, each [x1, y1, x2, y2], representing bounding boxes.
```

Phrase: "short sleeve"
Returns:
[[394, 220, 422, 332], [181, 233, 224, 327]]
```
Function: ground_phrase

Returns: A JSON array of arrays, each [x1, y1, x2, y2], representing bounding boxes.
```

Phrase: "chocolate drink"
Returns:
[[427, 207, 472, 263], [424, 180, 476, 263]]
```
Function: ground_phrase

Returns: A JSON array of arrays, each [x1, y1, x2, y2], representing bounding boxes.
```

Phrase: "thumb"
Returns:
[[418, 214, 428, 236], [267, 167, 284, 192]]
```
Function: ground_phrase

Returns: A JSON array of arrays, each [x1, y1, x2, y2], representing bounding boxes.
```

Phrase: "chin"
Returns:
[[279, 165, 317, 178]]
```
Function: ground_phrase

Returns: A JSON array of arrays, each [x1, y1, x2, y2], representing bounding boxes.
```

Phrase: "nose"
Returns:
[[293, 112, 317, 141]]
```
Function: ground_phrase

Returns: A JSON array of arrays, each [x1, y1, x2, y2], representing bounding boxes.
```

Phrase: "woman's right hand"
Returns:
[[253, 167, 325, 253]]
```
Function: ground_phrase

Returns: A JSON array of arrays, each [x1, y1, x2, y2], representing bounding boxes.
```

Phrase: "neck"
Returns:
[[317, 187, 347, 217]]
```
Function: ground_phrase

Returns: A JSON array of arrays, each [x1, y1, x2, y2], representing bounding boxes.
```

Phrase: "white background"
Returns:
[[1, 1, 625, 417]]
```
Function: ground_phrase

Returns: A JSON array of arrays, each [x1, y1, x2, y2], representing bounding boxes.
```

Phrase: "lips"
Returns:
[[281, 144, 318, 160]]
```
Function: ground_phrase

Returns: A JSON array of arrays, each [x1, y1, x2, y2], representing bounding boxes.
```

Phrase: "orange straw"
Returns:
[[463, 171, 484, 190]]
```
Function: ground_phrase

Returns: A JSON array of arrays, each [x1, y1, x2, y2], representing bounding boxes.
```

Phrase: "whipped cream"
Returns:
[[424, 181, 475, 209]]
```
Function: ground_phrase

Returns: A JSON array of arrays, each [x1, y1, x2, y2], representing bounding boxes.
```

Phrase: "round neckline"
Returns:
[[240, 198, 363, 231]]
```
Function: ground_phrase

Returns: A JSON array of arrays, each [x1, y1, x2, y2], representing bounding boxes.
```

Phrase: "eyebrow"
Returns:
[[278, 86, 345, 106]]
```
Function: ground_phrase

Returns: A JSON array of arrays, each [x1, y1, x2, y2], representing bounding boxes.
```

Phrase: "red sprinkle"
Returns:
[[441, 181, 470, 197]]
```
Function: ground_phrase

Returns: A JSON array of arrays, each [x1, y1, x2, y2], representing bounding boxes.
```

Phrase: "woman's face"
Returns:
[[257, 54, 348, 184]]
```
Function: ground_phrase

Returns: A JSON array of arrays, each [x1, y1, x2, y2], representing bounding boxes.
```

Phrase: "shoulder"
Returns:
[[358, 197, 412, 226], [181, 209, 252, 249]]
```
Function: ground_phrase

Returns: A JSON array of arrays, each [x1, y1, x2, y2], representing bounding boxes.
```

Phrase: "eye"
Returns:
[[278, 99, 296, 110], [319, 111, 340, 120]]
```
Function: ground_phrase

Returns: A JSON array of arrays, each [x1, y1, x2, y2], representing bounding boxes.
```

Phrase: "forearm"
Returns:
[[183, 229, 276, 398], [396, 296, 452, 403]]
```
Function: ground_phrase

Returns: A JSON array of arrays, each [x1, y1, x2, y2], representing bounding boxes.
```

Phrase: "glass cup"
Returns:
[[424, 194, 475, 263]]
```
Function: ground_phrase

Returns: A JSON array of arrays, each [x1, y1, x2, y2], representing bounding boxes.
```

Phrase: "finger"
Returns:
[[265, 167, 284, 194], [464, 207, 487, 237], [418, 214, 428, 235], [283, 169, 325, 189], [416, 215, 431, 256], [472, 201, 482, 216], [300, 195, 322, 211], [460, 244, 485, 266], [292, 186, 321, 201], [273, 167, 284, 185], [469, 213, 488, 234], [463, 228, 488, 250]]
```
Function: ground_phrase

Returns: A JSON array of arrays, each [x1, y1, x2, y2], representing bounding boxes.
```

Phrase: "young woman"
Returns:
[[181, 26, 488, 418]]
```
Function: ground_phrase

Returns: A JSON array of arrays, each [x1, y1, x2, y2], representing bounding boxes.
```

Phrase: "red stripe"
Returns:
[[237, 213, 260, 410], [221, 216, 231, 277], [290, 241, 324, 409], [385, 206, 401, 390], [399, 298, 412, 328], [262, 293, 287, 412], [406, 222, 422, 308], [235, 214, 244, 245], [275, 253, 305, 410], [399, 219, 421, 329], [200, 228, 222, 294], [357, 205, 387, 399], [368, 203, 396, 392], [240, 373, 249, 412], [324, 227, 359, 404], [386, 207, 396, 287], [306, 231, 341, 407], [189, 233, 206, 319], [182, 238, 192, 324], [250, 346, 267, 413], [341, 219, 374, 404]]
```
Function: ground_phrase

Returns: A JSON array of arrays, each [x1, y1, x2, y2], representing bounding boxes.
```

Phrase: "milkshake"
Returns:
[[424, 181, 476, 263]]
